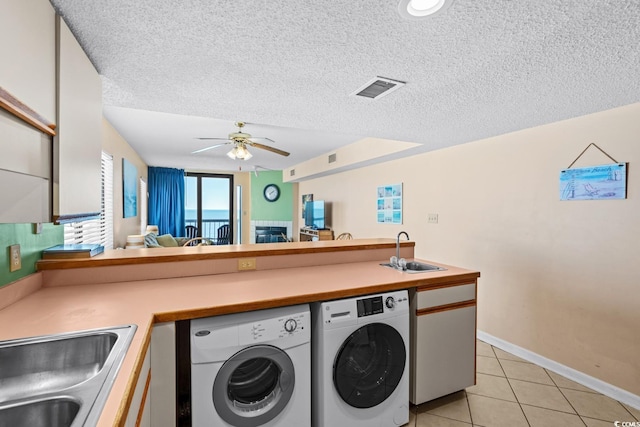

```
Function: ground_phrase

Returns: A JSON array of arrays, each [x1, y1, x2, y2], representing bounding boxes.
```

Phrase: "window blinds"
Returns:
[[64, 152, 114, 249]]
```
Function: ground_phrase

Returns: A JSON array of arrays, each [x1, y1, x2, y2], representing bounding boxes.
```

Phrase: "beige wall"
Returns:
[[298, 103, 640, 395], [102, 118, 148, 248]]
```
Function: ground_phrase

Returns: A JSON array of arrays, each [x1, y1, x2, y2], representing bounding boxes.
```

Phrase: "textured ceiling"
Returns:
[[49, 0, 640, 173]]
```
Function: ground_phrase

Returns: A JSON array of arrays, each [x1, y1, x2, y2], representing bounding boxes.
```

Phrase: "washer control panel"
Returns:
[[239, 310, 309, 344], [356, 290, 408, 318]]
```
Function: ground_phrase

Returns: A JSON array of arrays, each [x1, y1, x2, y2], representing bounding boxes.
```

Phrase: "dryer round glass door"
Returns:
[[213, 345, 295, 426], [333, 323, 406, 409]]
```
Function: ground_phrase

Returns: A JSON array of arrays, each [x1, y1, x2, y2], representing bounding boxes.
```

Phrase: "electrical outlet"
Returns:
[[10, 244, 21, 272], [428, 213, 439, 224], [238, 258, 256, 271]]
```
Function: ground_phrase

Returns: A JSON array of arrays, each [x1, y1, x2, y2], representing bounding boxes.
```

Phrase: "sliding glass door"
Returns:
[[184, 173, 233, 244]]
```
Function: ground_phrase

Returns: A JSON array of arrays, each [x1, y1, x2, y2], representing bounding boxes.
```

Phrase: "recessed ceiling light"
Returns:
[[398, 0, 455, 20]]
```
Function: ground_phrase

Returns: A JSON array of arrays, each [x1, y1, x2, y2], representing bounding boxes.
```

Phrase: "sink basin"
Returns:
[[0, 332, 117, 401], [0, 325, 137, 427], [380, 261, 447, 273], [0, 397, 80, 427]]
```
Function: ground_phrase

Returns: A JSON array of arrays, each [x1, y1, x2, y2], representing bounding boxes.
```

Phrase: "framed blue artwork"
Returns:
[[377, 183, 403, 224], [123, 158, 137, 217], [560, 163, 627, 201]]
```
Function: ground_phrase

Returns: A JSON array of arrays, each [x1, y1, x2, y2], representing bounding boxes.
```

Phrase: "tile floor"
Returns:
[[405, 339, 640, 427]]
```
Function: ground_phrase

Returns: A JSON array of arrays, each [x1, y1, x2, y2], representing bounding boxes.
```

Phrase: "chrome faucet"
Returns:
[[395, 231, 410, 269]]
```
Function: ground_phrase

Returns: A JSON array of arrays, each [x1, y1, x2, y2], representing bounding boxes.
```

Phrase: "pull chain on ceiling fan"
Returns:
[[193, 121, 290, 160]]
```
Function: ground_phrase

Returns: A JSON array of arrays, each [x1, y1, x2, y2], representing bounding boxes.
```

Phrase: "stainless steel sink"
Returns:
[[380, 261, 447, 273], [0, 397, 80, 427], [0, 325, 137, 427]]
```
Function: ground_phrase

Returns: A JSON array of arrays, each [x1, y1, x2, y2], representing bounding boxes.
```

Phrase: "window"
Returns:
[[140, 177, 147, 233], [184, 173, 233, 244], [64, 152, 114, 249]]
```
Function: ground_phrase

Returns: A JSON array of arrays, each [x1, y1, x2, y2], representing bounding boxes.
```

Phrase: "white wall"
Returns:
[[102, 119, 148, 248], [298, 103, 640, 395]]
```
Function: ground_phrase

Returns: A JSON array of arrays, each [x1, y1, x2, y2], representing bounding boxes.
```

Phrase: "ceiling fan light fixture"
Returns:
[[398, 0, 454, 19], [227, 145, 252, 160]]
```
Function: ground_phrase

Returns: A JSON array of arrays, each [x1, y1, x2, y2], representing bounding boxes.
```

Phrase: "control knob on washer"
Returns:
[[284, 318, 297, 332], [385, 296, 396, 309]]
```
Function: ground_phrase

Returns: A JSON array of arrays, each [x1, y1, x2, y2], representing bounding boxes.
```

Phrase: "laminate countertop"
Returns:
[[0, 255, 479, 426]]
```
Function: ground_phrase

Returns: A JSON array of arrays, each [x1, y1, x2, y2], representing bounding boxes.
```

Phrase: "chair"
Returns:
[[216, 224, 230, 245], [336, 232, 353, 240], [184, 225, 199, 246]]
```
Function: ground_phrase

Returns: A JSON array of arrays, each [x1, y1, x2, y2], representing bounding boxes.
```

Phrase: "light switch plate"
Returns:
[[10, 244, 21, 272], [428, 213, 439, 224]]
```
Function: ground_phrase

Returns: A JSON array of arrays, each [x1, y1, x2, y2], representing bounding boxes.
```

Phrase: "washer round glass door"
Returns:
[[213, 345, 295, 426], [333, 323, 406, 409]]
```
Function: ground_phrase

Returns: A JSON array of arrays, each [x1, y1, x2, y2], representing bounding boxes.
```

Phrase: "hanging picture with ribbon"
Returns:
[[560, 163, 627, 201]]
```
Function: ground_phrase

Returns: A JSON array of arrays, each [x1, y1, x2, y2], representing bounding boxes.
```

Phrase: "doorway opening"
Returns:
[[184, 173, 233, 244]]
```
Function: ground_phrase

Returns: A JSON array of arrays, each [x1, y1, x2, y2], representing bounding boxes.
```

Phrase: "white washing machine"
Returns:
[[312, 290, 409, 427], [191, 304, 310, 427]]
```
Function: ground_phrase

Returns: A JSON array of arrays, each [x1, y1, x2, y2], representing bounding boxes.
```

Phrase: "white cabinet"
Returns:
[[125, 346, 151, 427], [54, 16, 102, 221], [0, 0, 56, 122], [151, 322, 176, 427], [410, 282, 477, 404], [0, 0, 55, 223]]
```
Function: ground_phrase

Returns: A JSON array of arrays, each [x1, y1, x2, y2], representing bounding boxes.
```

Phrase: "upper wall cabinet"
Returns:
[[54, 16, 102, 222], [0, 0, 56, 121]]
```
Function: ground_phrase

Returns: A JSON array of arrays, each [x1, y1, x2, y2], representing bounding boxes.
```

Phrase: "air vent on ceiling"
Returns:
[[351, 76, 406, 100], [328, 153, 337, 163]]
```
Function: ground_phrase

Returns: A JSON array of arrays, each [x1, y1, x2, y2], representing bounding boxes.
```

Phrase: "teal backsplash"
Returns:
[[0, 223, 63, 287]]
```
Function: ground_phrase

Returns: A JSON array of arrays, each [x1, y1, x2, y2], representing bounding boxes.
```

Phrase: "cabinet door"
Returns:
[[151, 322, 176, 427], [125, 347, 151, 427], [413, 305, 476, 404], [54, 16, 102, 220]]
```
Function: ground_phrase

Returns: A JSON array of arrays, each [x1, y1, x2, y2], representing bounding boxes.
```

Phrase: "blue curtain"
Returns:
[[148, 167, 185, 236]]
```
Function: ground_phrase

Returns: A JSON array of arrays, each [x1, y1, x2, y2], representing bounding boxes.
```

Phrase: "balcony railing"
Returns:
[[185, 219, 230, 245]]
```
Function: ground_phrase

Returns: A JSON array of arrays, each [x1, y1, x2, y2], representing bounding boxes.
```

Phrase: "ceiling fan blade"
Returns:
[[247, 137, 275, 144], [191, 142, 231, 154], [196, 137, 231, 141], [248, 141, 290, 157]]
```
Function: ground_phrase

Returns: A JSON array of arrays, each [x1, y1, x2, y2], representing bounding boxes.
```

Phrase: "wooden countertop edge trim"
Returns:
[[113, 321, 152, 427], [36, 241, 415, 270]]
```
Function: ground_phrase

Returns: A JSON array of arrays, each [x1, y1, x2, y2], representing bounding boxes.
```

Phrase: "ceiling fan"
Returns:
[[193, 121, 290, 160]]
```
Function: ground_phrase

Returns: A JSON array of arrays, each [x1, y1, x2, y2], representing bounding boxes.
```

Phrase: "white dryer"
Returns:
[[312, 290, 409, 427], [191, 304, 310, 427]]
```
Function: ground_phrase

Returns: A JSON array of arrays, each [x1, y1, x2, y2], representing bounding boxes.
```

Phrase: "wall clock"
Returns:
[[263, 184, 280, 202]]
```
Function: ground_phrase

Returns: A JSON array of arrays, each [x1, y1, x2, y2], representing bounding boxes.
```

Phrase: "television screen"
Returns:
[[304, 200, 325, 229]]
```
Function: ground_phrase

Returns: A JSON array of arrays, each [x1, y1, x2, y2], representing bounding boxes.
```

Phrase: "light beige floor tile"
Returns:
[[476, 340, 495, 358], [499, 359, 554, 385], [467, 394, 528, 427], [493, 348, 531, 363], [477, 356, 505, 377], [622, 403, 640, 420], [466, 373, 516, 402], [521, 404, 585, 427], [562, 388, 633, 421], [417, 391, 471, 423], [417, 413, 472, 427], [581, 416, 616, 427], [509, 379, 575, 413], [546, 370, 598, 393]]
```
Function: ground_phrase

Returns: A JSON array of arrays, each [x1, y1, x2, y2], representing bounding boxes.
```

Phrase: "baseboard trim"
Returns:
[[477, 330, 640, 410]]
